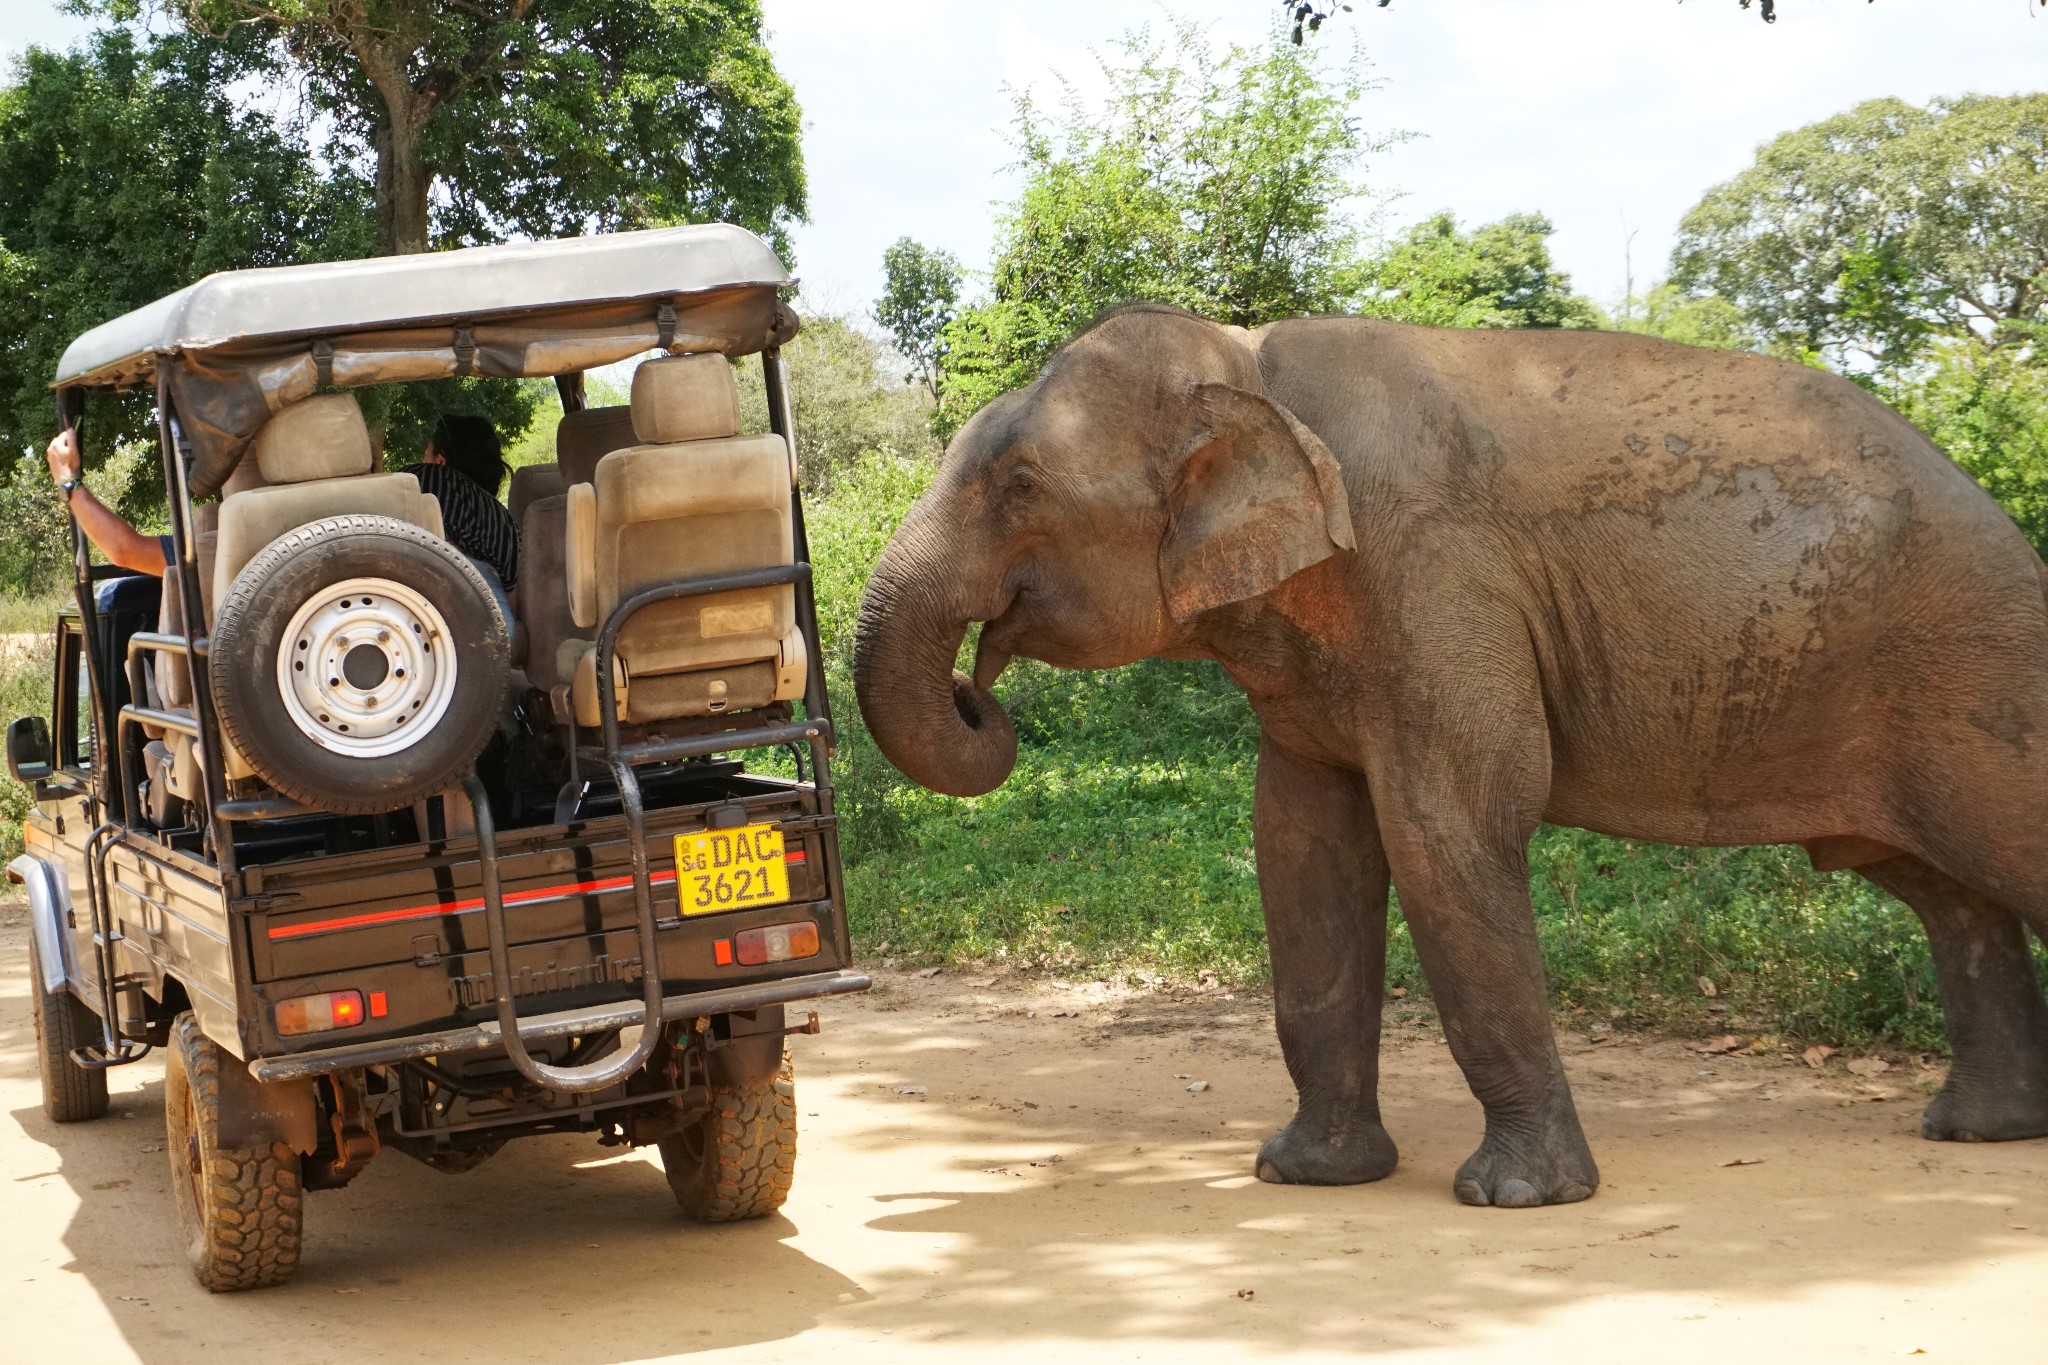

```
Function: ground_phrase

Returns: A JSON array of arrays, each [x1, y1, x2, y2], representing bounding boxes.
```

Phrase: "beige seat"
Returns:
[[507, 463, 565, 529], [559, 355, 804, 727], [517, 406, 637, 708], [212, 394, 443, 612]]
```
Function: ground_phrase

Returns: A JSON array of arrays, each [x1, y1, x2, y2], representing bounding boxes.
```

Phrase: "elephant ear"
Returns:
[[1158, 384, 1357, 622]]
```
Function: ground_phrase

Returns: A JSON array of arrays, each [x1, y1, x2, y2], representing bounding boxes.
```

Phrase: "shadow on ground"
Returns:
[[5, 925, 2045, 1363]]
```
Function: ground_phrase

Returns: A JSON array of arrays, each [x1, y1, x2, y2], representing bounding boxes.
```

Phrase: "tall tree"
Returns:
[[1671, 95, 2048, 374], [936, 21, 1398, 434], [874, 238, 961, 402], [127, 0, 807, 256], [0, 26, 368, 467]]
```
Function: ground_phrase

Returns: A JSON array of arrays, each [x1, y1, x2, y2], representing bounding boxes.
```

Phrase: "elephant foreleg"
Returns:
[[1251, 737, 1399, 1186], [1368, 627, 1598, 1208]]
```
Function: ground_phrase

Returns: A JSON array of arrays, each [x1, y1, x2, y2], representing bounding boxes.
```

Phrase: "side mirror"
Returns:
[[7, 716, 52, 786]]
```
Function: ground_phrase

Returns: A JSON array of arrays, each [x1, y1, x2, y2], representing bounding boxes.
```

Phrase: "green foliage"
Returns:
[[936, 21, 1398, 435], [875, 238, 962, 402], [1610, 283, 1758, 351], [1672, 94, 2048, 374], [734, 314, 939, 498], [1891, 340, 2048, 557], [1354, 212, 1601, 330], [0, 25, 368, 491], [139, 0, 807, 257], [0, 626, 54, 861]]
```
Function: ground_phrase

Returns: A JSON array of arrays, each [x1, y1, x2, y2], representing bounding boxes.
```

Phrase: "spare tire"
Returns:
[[211, 515, 509, 814]]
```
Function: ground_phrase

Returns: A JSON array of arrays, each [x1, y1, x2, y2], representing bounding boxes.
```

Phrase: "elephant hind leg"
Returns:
[[1858, 854, 2048, 1142]]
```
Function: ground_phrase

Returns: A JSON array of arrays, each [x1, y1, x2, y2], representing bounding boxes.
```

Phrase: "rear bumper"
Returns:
[[245, 967, 869, 1082]]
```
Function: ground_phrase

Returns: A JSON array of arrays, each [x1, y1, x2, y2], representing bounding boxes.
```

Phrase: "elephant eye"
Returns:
[[1006, 466, 1041, 495]]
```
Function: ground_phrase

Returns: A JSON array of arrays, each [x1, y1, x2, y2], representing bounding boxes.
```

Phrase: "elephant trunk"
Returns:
[[853, 519, 1018, 798]]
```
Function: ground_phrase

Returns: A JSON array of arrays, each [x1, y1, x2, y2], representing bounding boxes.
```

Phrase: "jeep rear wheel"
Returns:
[[163, 1013, 304, 1292], [28, 937, 109, 1123], [659, 1049, 796, 1221]]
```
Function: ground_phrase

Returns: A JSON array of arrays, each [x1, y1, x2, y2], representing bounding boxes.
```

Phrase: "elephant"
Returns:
[[851, 304, 2048, 1208]]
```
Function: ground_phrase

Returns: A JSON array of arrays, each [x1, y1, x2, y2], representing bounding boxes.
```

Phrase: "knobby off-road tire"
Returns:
[[164, 1013, 304, 1292], [211, 515, 509, 815], [660, 1049, 796, 1221], [28, 937, 109, 1123]]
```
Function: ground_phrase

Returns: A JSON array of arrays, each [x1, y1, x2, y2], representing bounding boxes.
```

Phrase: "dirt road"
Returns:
[[5, 911, 2045, 1363]]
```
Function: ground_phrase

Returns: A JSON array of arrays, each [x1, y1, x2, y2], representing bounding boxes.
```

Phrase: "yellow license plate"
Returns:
[[674, 824, 789, 915]]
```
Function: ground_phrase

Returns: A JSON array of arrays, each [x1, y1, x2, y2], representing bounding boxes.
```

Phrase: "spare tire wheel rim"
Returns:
[[275, 577, 457, 758]]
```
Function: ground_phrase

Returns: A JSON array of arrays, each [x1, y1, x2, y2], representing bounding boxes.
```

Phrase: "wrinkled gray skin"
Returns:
[[852, 305, 2048, 1207]]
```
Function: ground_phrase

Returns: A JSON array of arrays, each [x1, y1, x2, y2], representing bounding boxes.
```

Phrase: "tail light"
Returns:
[[275, 989, 366, 1036], [734, 922, 820, 966]]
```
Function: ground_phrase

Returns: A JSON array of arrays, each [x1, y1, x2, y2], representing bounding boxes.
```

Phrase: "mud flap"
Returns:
[[708, 1004, 787, 1089], [214, 1053, 321, 1155]]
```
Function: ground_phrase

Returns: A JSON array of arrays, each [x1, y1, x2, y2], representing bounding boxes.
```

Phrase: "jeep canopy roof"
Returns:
[[53, 224, 794, 498]]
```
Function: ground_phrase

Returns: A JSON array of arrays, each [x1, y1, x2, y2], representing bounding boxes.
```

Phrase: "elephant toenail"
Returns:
[[1494, 1179, 1542, 1208], [1558, 1182, 1594, 1203], [1453, 1178, 1489, 1207], [1256, 1160, 1284, 1184]]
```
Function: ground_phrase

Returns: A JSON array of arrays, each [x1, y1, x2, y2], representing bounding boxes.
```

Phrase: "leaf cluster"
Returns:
[[145, 0, 807, 253], [1672, 94, 2048, 375], [1352, 211, 1602, 330], [875, 238, 963, 402], [0, 26, 370, 533]]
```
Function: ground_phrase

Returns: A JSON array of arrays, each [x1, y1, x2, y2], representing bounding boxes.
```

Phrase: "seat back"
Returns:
[[561, 355, 803, 725], [508, 463, 566, 529], [212, 394, 442, 613], [515, 406, 637, 701]]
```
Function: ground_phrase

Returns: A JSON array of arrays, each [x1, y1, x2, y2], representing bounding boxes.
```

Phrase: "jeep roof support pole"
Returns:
[[155, 374, 235, 878], [57, 394, 118, 816], [554, 371, 586, 414], [763, 350, 835, 776]]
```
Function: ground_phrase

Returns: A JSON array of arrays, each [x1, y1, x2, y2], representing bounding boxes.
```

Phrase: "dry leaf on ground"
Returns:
[[1846, 1057, 1892, 1078], [1720, 1157, 1766, 1167], [1689, 1034, 1742, 1055], [1186, 1080, 1211, 1093], [1802, 1044, 1836, 1070]]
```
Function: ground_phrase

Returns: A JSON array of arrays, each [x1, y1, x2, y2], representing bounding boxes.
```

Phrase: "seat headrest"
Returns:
[[248, 394, 374, 485], [557, 406, 637, 486], [630, 354, 741, 444]]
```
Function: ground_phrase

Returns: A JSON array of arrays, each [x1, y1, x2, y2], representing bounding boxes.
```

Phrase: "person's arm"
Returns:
[[44, 429, 166, 576]]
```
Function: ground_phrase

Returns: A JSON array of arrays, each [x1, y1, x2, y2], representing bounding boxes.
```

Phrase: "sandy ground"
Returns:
[[4, 909, 2046, 1364]]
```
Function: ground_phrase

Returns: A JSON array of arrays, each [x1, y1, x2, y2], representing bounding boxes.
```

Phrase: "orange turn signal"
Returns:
[[275, 989, 366, 1037], [734, 922, 820, 966]]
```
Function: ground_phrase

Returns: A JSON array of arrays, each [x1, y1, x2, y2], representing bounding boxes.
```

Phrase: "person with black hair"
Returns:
[[402, 415, 520, 618]]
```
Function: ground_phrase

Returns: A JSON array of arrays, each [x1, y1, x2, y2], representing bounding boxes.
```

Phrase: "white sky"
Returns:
[[7, 0, 2045, 319]]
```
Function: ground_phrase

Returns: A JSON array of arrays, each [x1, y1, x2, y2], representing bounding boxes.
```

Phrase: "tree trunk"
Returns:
[[357, 32, 432, 256], [375, 119, 432, 256]]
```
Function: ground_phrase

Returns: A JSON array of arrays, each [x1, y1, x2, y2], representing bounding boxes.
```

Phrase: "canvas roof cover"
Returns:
[[53, 224, 795, 497]]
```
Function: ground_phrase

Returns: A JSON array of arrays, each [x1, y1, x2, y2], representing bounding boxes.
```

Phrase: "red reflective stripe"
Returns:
[[784, 849, 807, 863], [267, 869, 679, 942]]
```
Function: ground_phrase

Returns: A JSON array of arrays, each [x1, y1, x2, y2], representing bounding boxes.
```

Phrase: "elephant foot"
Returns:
[[1254, 1107, 1398, 1186], [1921, 1070, 2048, 1144], [1452, 1124, 1599, 1208]]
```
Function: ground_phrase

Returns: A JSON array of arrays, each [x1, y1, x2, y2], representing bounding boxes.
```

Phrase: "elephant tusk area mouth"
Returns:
[[972, 629, 1012, 692]]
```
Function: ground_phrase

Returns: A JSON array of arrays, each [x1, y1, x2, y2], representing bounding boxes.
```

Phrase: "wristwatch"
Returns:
[[57, 476, 83, 501]]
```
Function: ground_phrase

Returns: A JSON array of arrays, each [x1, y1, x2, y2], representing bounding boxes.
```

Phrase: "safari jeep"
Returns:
[[9, 225, 868, 1291]]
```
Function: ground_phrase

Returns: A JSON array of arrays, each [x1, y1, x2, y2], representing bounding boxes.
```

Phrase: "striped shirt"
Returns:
[[403, 463, 519, 587]]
